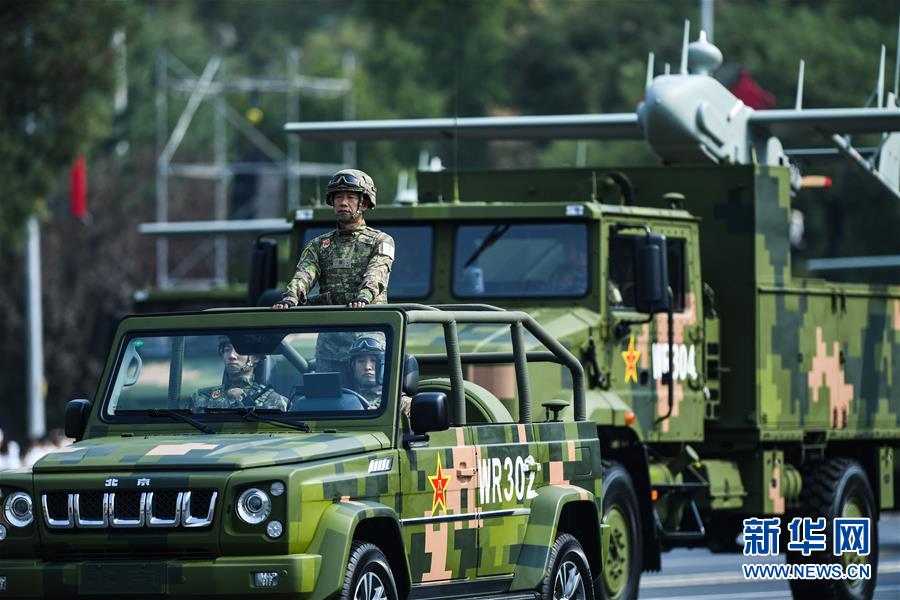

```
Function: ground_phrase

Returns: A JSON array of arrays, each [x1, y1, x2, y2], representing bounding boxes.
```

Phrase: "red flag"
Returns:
[[70, 156, 87, 219], [729, 69, 776, 110]]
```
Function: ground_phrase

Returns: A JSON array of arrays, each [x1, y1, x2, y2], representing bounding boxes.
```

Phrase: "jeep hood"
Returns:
[[32, 432, 387, 473]]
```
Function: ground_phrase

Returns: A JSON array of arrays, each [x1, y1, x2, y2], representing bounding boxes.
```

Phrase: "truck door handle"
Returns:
[[456, 467, 477, 478]]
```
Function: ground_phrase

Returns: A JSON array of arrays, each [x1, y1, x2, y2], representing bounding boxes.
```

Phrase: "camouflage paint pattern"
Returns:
[[281, 220, 394, 306], [0, 307, 604, 598]]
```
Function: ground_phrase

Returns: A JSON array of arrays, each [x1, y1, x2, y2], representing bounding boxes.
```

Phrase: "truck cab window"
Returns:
[[608, 235, 686, 312], [453, 222, 589, 298]]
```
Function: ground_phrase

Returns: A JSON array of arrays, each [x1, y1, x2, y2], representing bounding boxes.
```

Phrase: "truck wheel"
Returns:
[[541, 533, 594, 600], [600, 461, 642, 600], [787, 459, 878, 600], [340, 541, 399, 600]]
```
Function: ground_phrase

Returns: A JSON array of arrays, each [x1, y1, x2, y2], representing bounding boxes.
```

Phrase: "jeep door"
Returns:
[[398, 427, 479, 582]]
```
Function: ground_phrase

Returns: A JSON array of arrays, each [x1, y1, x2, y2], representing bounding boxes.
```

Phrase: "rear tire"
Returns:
[[787, 459, 878, 600], [540, 533, 594, 600], [339, 541, 399, 600], [599, 460, 642, 600]]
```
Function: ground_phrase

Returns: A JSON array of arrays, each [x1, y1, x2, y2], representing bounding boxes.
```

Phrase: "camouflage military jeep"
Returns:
[[0, 305, 603, 599]]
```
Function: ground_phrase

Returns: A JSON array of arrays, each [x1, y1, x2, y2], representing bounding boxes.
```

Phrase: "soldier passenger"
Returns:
[[189, 337, 288, 412], [347, 335, 385, 408]]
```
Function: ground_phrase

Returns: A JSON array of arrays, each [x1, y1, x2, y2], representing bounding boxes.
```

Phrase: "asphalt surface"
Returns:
[[638, 513, 900, 599]]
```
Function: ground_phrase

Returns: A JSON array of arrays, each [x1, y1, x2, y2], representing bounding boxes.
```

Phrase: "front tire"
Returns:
[[787, 458, 878, 600], [339, 541, 399, 600], [600, 461, 642, 600], [541, 533, 594, 600]]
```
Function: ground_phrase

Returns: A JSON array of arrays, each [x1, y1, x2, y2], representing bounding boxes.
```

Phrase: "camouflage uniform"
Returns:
[[354, 383, 383, 408], [281, 221, 395, 307], [279, 168, 393, 307], [189, 375, 288, 412]]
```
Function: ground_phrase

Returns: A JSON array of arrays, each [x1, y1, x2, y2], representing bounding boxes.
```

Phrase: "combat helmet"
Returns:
[[348, 335, 385, 384], [326, 169, 377, 209], [348, 335, 385, 358]]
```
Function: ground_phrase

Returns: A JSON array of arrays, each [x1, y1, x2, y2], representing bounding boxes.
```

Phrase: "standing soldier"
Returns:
[[273, 169, 395, 378]]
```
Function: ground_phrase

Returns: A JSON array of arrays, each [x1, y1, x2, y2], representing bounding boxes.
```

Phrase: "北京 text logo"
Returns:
[[740, 517, 871, 580]]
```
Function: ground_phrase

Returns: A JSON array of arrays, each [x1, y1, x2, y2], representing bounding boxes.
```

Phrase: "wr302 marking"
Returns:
[[479, 455, 537, 504]]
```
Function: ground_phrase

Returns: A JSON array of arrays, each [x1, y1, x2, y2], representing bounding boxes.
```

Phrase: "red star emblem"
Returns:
[[621, 335, 641, 384], [428, 454, 451, 514], [211, 390, 221, 399], [322, 238, 331, 248]]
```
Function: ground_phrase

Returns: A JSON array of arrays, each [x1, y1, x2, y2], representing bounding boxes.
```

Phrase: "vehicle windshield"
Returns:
[[453, 223, 589, 298], [303, 225, 432, 299], [105, 326, 392, 420]]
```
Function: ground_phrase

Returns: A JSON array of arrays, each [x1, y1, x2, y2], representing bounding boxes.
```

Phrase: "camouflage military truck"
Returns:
[[242, 162, 898, 600], [135, 30, 900, 600], [0, 305, 607, 600]]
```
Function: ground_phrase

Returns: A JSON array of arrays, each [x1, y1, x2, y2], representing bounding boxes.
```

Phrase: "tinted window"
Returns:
[[452, 223, 589, 298], [608, 235, 686, 312], [303, 225, 432, 299]]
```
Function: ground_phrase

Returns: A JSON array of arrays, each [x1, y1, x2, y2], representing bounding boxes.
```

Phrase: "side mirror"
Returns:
[[633, 233, 670, 314], [409, 392, 449, 435], [248, 238, 279, 306], [65, 399, 92, 441], [402, 355, 419, 397]]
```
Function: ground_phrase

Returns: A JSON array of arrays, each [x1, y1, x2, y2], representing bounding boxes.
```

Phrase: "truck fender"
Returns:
[[509, 484, 601, 591], [306, 500, 410, 600]]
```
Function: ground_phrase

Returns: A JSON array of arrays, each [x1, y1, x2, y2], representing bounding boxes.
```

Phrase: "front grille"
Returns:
[[41, 490, 217, 530], [79, 493, 104, 521], [188, 490, 214, 519], [114, 491, 142, 520], [46, 493, 69, 520], [151, 491, 179, 521]]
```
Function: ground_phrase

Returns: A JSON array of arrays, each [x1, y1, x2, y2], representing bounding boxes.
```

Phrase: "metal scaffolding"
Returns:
[[154, 49, 355, 288]]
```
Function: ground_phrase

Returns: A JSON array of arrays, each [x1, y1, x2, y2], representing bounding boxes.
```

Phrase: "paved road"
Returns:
[[638, 513, 900, 599]]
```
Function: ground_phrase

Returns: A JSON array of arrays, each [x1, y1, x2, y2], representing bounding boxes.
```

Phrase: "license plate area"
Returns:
[[79, 562, 167, 595]]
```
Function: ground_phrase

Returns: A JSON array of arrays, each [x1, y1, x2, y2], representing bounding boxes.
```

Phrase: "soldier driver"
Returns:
[[347, 336, 385, 408], [273, 169, 395, 379], [189, 337, 288, 412]]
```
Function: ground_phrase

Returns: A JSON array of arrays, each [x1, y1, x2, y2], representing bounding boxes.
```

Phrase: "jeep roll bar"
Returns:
[[404, 307, 586, 424]]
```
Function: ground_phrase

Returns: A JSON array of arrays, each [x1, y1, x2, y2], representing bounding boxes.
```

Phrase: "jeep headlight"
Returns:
[[4, 492, 34, 528], [236, 488, 271, 525]]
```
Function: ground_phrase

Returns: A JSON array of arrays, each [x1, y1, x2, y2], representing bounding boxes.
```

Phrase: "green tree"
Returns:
[[0, 0, 137, 247]]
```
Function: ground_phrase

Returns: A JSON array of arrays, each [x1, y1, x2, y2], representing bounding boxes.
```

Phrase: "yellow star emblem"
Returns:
[[621, 335, 640, 384]]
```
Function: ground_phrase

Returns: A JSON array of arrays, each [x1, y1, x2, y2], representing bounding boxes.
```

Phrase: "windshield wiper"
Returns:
[[118, 408, 216, 434], [463, 224, 510, 268], [205, 407, 311, 433]]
